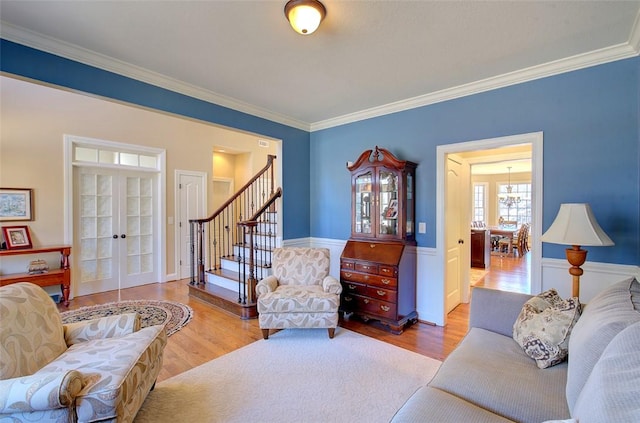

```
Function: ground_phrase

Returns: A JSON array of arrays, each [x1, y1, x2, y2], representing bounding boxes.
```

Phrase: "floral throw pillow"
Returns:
[[513, 289, 582, 369]]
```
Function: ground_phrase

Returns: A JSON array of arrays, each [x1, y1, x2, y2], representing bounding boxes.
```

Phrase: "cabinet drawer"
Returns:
[[341, 271, 397, 288], [366, 286, 397, 303], [340, 293, 359, 311], [355, 262, 378, 274], [361, 297, 397, 319], [342, 281, 367, 296], [341, 260, 355, 271], [379, 265, 397, 277], [367, 274, 397, 289]]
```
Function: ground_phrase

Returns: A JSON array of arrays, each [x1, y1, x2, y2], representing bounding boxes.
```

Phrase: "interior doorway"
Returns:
[[437, 132, 543, 324]]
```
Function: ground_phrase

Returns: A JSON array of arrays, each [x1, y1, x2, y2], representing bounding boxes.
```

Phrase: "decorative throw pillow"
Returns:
[[513, 289, 582, 369]]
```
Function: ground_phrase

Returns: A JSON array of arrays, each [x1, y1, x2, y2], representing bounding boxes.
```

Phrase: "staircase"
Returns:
[[188, 155, 282, 319]]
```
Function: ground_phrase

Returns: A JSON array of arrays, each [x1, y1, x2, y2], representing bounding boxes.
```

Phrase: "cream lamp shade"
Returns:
[[541, 203, 614, 298], [284, 0, 326, 35], [540, 203, 614, 246]]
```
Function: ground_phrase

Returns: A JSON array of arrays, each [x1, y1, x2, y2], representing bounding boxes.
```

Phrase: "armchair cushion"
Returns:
[[64, 312, 141, 346], [271, 247, 330, 286], [258, 285, 340, 314]]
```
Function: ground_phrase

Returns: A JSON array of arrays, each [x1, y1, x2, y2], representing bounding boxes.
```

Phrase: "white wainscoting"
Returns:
[[286, 238, 640, 327], [541, 258, 640, 303]]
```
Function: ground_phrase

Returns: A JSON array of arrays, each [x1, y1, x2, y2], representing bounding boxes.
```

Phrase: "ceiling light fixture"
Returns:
[[498, 166, 521, 208], [284, 0, 326, 35]]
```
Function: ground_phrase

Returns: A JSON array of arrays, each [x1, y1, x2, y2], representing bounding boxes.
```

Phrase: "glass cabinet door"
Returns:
[[378, 170, 398, 236], [354, 172, 373, 235], [406, 173, 414, 237]]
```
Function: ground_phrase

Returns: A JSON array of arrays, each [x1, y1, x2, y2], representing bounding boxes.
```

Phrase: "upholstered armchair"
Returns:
[[256, 247, 342, 339], [0, 282, 167, 422]]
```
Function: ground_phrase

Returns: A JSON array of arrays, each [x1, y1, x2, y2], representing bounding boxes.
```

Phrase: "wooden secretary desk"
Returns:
[[340, 146, 418, 334]]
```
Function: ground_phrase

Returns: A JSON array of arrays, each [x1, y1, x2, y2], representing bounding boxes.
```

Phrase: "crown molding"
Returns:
[[0, 22, 311, 132], [1, 20, 638, 135], [630, 7, 640, 53], [310, 41, 639, 131]]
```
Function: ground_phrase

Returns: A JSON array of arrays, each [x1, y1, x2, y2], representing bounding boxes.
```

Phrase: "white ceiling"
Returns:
[[1, 1, 639, 131]]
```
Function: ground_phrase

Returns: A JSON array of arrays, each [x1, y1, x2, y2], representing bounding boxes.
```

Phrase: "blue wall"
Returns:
[[0, 40, 311, 240], [2, 40, 638, 265], [311, 57, 640, 266]]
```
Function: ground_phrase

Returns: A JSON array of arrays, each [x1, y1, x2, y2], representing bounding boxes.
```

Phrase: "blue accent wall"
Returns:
[[0, 39, 311, 240], [2, 39, 638, 265], [311, 57, 639, 265]]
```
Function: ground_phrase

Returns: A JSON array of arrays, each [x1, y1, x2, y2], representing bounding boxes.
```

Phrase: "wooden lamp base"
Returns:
[[565, 245, 587, 298]]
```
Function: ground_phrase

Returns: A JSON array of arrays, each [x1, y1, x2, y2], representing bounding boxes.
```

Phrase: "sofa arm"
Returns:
[[469, 287, 533, 337], [256, 275, 279, 297], [0, 370, 83, 413], [322, 275, 342, 295], [64, 313, 141, 346]]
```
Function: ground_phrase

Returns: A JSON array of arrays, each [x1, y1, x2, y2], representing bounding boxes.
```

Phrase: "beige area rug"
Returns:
[[135, 328, 441, 423]]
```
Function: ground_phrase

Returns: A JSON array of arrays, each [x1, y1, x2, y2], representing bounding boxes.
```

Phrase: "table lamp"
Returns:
[[541, 203, 614, 298]]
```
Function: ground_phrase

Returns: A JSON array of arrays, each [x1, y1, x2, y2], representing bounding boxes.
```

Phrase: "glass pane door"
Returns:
[[379, 170, 398, 236], [121, 173, 157, 288], [354, 172, 373, 235], [76, 168, 118, 296]]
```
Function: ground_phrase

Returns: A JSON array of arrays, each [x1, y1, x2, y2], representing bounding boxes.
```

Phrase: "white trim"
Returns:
[[2, 21, 638, 132], [542, 257, 640, 303], [437, 132, 543, 325], [0, 22, 309, 132], [174, 169, 208, 281], [63, 135, 167, 295], [311, 43, 638, 131]]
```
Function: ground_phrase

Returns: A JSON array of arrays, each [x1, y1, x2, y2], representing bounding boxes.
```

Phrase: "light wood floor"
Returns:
[[57, 254, 529, 383]]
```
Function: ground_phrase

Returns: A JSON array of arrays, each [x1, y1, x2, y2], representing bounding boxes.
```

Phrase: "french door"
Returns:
[[75, 167, 158, 296]]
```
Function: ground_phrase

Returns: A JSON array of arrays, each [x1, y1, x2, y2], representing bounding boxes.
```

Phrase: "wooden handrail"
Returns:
[[191, 154, 276, 224]]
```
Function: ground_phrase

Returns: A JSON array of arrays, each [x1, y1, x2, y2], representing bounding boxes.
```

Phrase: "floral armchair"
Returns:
[[0, 282, 167, 422], [256, 247, 342, 339]]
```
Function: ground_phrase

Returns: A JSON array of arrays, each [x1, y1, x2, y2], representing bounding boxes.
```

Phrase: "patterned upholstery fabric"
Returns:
[[0, 282, 167, 422], [271, 248, 331, 286], [513, 289, 582, 369], [256, 248, 342, 334]]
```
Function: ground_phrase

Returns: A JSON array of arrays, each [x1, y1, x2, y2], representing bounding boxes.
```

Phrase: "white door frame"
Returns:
[[64, 135, 167, 298], [174, 170, 207, 280], [436, 131, 543, 324]]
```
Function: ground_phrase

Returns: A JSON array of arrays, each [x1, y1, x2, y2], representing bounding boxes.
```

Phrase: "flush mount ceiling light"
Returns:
[[284, 0, 326, 35]]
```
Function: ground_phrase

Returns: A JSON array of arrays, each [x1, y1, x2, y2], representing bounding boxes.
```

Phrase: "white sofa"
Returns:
[[392, 278, 640, 422]]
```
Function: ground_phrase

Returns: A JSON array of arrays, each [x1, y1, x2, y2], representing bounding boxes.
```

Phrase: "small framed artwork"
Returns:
[[0, 188, 34, 221], [2, 226, 33, 250]]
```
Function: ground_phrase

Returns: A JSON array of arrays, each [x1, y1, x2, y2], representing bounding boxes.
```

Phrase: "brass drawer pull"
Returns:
[[380, 305, 390, 312], [363, 298, 370, 304], [348, 284, 357, 290], [344, 272, 352, 277], [381, 279, 390, 285], [376, 290, 386, 296], [364, 275, 369, 280], [362, 265, 370, 269]]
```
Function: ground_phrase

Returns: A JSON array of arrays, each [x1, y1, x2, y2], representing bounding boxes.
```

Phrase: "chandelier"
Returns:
[[498, 166, 521, 208]]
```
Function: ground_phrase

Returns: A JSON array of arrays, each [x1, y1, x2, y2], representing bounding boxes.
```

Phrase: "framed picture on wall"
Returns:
[[2, 226, 33, 249], [0, 188, 34, 221]]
